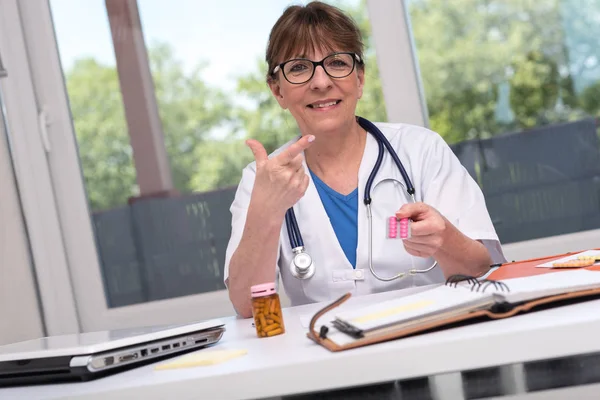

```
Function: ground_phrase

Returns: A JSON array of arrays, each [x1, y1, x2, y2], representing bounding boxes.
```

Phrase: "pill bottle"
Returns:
[[251, 282, 285, 338]]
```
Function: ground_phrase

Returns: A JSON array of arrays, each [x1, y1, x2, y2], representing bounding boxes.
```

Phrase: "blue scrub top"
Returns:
[[309, 170, 359, 268]]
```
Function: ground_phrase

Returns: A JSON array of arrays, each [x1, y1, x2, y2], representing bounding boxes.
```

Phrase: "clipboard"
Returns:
[[488, 248, 600, 281], [306, 271, 600, 352]]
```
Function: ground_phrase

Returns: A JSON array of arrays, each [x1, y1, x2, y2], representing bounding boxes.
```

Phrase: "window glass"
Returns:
[[407, 0, 600, 244]]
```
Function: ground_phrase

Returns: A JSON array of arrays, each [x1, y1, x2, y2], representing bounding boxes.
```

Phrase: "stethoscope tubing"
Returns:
[[285, 116, 438, 281]]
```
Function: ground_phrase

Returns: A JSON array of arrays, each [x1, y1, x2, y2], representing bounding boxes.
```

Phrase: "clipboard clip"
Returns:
[[307, 293, 352, 343], [331, 319, 364, 339]]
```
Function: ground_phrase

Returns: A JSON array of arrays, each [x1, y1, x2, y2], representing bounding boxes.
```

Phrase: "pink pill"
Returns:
[[399, 218, 411, 239], [388, 216, 397, 238]]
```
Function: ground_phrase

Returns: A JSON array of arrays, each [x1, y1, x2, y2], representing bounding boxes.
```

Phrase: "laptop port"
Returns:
[[104, 356, 114, 366], [173, 343, 180, 348], [195, 339, 208, 345], [182, 341, 187, 346], [150, 348, 159, 354], [140, 349, 148, 357], [161, 345, 170, 351], [118, 353, 138, 362]]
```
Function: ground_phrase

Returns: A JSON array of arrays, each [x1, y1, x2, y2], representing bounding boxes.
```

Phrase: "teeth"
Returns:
[[312, 101, 338, 108]]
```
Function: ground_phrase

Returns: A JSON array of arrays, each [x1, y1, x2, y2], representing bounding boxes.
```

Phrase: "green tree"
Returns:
[[509, 50, 562, 129], [580, 81, 600, 117], [150, 43, 233, 194], [66, 58, 136, 211], [65, 43, 233, 210], [408, 0, 599, 142]]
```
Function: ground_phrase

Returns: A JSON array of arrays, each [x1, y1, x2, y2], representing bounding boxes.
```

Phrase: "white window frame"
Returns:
[[0, 0, 79, 336], [0, 67, 46, 345], [366, 0, 429, 126]]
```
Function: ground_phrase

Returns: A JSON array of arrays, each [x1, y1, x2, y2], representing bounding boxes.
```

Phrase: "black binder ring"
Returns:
[[445, 274, 481, 290], [478, 280, 510, 293], [445, 274, 511, 293]]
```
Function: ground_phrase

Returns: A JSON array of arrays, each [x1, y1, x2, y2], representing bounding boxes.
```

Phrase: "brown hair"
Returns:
[[266, 1, 364, 82]]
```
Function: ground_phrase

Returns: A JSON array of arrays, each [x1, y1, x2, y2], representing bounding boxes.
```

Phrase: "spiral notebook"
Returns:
[[307, 269, 600, 351]]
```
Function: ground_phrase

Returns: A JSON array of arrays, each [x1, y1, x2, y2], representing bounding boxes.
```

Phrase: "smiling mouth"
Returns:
[[307, 100, 341, 108]]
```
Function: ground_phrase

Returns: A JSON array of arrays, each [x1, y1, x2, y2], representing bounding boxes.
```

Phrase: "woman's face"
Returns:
[[269, 48, 365, 137]]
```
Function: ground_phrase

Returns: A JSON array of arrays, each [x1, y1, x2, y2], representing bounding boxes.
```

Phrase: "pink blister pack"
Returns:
[[388, 217, 411, 239]]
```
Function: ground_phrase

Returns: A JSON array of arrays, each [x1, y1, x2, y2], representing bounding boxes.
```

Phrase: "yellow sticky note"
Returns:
[[155, 349, 248, 370]]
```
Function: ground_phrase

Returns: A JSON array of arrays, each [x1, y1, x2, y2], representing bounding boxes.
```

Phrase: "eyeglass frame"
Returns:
[[271, 52, 363, 85]]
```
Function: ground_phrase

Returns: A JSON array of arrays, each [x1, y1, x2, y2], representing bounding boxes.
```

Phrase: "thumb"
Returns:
[[395, 202, 428, 221], [245, 139, 268, 166]]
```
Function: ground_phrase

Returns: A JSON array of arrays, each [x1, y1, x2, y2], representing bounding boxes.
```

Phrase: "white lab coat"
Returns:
[[224, 122, 506, 307]]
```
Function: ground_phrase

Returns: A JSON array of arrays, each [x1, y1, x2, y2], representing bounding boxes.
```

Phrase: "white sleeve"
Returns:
[[419, 133, 507, 265], [223, 163, 282, 287]]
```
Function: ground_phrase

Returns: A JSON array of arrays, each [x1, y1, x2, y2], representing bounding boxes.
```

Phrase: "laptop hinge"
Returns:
[[69, 355, 92, 369]]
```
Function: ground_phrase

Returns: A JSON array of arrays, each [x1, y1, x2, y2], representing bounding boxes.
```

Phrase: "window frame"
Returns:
[[0, 0, 79, 335]]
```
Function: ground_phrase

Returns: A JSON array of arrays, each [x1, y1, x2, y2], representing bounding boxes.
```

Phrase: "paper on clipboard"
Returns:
[[536, 250, 600, 268], [298, 285, 437, 328]]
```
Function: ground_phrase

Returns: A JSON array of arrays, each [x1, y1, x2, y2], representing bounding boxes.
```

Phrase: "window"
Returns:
[[407, 0, 600, 244], [49, 0, 385, 307]]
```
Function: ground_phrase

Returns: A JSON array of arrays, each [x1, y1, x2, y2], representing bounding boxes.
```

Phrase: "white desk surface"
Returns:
[[3, 285, 600, 400]]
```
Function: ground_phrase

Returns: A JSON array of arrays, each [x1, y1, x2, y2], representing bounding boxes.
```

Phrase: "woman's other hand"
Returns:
[[396, 202, 492, 277], [246, 135, 315, 216], [395, 202, 447, 258]]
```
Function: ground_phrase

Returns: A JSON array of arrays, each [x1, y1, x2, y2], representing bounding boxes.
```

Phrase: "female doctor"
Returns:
[[224, 1, 505, 318]]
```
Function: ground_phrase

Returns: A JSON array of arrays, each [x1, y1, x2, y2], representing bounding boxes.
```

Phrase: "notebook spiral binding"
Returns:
[[445, 274, 511, 293]]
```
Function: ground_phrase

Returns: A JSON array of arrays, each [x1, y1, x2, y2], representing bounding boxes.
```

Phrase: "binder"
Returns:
[[306, 268, 600, 352]]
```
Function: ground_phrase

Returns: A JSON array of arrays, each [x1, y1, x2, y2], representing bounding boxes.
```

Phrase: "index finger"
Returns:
[[276, 135, 315, 165], [395, 202, 428, 220]]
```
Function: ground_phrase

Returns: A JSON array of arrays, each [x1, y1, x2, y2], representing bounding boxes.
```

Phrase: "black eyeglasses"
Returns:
[[272, 52, 362, 84]]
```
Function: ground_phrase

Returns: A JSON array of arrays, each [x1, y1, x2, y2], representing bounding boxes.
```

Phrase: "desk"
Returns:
[[3, 285, 600, 400]]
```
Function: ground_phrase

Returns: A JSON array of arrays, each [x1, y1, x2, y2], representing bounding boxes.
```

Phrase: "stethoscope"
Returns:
[[285, 116, 438, 281]]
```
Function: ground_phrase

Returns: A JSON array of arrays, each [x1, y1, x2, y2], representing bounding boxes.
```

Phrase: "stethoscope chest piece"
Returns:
[[290, 247, 315, 279]]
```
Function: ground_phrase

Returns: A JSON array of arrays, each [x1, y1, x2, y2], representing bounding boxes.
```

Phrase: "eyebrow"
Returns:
[[285, 51, 339, 61], [284, 53, 308, 60]]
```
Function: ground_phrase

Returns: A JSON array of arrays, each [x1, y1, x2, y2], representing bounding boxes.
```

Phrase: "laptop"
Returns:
[[0, 319, 225, 387]]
